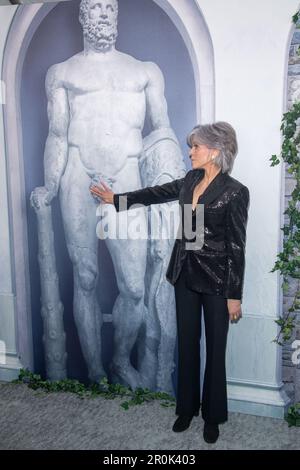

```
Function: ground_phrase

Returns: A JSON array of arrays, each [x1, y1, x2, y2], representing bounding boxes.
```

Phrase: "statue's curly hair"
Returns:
[[79, 0, 119, 26]]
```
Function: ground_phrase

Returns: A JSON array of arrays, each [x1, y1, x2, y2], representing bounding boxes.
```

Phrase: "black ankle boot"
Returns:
[[172, 415, 194, 432], [203, 422, 219, 443]]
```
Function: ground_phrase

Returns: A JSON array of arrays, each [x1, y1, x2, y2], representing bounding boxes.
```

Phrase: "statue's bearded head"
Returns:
[[79, 0, 118, 52]]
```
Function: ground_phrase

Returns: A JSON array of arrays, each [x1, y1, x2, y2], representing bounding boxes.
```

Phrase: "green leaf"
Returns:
[[121, 402, 130, 410], [292, 12, 299, 24], [269, 154, 280, 166]]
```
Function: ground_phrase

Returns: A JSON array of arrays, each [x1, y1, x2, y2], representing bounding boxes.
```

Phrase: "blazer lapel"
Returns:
[[199, 171, 228, 206], [184, 169, 228, 208], [183, 169, 204, 207]]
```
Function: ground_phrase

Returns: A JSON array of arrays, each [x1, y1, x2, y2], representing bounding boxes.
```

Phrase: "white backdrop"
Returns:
[[0, 0, 299, 417]]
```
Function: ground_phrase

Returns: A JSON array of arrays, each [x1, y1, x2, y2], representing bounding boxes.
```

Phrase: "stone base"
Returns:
[[228, 381, 291, 419], [0, 354, 24, 382]]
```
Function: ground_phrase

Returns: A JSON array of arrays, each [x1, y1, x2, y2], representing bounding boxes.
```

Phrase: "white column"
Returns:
[[0, 6, 26, 381]]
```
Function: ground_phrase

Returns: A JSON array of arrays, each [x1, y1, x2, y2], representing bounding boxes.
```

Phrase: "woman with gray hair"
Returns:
[[90, 121, 250, 444]]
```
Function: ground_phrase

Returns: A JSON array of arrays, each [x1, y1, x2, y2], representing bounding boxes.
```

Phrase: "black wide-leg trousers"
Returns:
[[174, 260, 229, 424]]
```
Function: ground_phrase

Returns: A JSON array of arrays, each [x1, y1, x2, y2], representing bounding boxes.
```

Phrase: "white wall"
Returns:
[[0, 0, 299, 414], [197, 0, 299, 317], [193, 0, 299, 416]]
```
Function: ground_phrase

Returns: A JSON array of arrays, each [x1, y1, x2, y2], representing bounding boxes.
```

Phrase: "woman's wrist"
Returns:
[[227, 298, 241, 303]]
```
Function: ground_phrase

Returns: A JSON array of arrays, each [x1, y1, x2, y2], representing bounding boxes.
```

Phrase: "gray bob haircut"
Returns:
[[186, 121, 238, 174]]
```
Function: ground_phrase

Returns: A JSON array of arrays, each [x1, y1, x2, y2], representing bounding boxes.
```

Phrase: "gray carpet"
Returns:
[[0, 382, 299, 450]]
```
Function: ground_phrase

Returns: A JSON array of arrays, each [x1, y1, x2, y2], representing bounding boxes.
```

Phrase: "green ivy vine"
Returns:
[[270, 100, 300, 345], [267, 12, 300, 428], [269, 12, 300, 346], [12, 368, 175, 411], [285, 403, 300, 427]]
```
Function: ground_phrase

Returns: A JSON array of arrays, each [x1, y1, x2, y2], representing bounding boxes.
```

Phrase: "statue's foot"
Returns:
[[139, 371, 156, 391], [156, 381, 175, 396], [109, 361, 142, 390], [138, 353, 158, 390], [156, 368, 175, 395], [88, 367, 107, 385]]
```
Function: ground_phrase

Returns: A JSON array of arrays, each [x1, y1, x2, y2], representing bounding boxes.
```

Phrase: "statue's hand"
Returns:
[[30, 186, 56, 211]]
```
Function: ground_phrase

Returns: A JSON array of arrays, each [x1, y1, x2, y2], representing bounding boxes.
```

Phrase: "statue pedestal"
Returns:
[[0, 294, 24, 382], [226, 314, 291, 418]]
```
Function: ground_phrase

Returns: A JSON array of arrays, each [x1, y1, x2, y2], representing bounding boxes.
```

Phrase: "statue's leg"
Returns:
[[142, 240, 177, 394], [102, 207, 148, 390], [59, 158, 105, 383], [138, 251, 176, 395], [137, 211, 178, 394]]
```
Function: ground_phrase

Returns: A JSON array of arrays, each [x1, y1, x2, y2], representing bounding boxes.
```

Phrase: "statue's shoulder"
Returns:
[[143, 60, 163, 75], [138, 60, 164, 86], [45, 53, 81, 91], [45, 63, 64, 93], [45, 59, 69, 89], [117, 51, 162, 77], [47, 52, 82, 78]]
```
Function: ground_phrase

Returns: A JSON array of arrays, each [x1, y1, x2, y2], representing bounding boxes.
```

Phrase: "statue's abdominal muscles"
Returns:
[[67, 89, 146, 177]]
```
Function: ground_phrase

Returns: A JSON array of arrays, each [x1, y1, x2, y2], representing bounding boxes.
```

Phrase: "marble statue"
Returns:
[[30, 0, 186, 392]]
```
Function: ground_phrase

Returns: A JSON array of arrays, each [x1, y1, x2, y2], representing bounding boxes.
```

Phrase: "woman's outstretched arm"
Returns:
[[90, 175, 187, 212]]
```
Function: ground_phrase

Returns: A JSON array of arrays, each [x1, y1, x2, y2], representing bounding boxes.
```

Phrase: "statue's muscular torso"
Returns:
[[56, 51, 150, 177]]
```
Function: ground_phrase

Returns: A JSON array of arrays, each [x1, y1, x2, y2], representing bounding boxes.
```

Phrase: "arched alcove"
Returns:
[[2, 0, 215, 379]]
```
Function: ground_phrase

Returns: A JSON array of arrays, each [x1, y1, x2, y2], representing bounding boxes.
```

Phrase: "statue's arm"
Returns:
[[43, 64, 69, 202], [144, 61, 170, 130]]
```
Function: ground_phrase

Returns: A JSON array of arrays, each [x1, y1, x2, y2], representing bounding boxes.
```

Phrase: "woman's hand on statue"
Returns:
[[90, 181, 114, 204], [227, 299, 242, 323]]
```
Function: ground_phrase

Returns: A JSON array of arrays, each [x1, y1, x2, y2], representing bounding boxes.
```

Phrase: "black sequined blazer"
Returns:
[[113, 169, 250, 300]]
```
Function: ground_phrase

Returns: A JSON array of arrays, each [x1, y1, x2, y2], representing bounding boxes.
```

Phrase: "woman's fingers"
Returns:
[[91, 184, 106, 194], [229, 310, 241, 322], [90, 185, 114, 205], [90, 186, 102, 197], [99, 180, 111, 192], [90, 187, 106, 202], [227, 299, 242, 322]]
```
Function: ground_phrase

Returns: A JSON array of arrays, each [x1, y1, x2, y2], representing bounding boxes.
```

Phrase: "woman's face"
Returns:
[[189, 141, 219, 170]]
